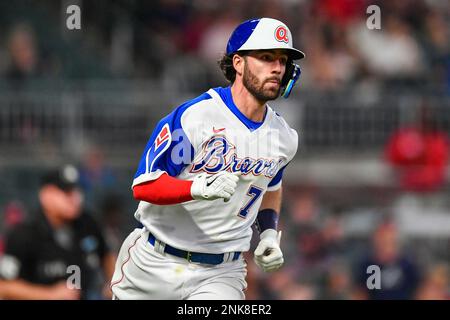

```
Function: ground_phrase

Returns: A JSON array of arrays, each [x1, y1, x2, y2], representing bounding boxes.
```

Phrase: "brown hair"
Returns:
[[218, 54, 236, 83], [218, 51, 250, 83]]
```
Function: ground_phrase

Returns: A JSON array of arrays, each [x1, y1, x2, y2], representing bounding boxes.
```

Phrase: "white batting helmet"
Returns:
[[226, 18, 305, 60]]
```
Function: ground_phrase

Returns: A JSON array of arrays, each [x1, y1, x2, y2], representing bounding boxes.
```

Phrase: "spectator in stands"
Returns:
[[79, 146, 117, 211], [303, 21, 358, 90], [288, 190, 345, 284], [197, 8, 241, 84], [353, 220, 421, 299], [5, 23, 40, 86], [385, 105, 449, 192], [349, 13, 424, 82], [422, 9, 450, 91], [321, 261, 352, 300], [315, 0, 364, 26], [0, 165, 116, 300], [79, 147, 116, 193], [415, 263, 449, 300]]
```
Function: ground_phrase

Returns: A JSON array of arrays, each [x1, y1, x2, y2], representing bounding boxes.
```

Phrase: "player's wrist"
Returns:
[[256, 208, 279, 234], [259, 228, 278, 241]]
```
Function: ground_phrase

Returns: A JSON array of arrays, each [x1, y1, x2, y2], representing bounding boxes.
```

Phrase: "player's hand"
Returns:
[[191, 171, 239, 201], [254, 229, 284, 272]]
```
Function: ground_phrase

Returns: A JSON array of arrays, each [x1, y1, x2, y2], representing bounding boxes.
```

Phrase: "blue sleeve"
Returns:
[[268, 163, 288, 188], [132, 107, 194, 186]]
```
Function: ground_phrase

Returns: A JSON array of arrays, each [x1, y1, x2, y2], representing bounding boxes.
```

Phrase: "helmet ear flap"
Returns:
[[281, 59, 294, 87], [280, 61, 301, 99]]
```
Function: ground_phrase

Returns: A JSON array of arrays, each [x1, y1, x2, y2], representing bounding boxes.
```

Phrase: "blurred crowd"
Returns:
[[0, 0, 449, 299], [245, 186, 450, 300], [0, 0, 449, 93]]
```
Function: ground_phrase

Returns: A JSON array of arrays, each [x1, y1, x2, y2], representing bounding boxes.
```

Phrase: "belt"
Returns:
[[148, 233, 241, 265]]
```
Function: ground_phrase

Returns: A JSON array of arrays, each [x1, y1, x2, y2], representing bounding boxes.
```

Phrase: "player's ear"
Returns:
[[232, 54, 245, 76]]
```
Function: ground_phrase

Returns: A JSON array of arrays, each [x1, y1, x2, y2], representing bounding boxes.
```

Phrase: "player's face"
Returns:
[[243, 50, 288, 102]]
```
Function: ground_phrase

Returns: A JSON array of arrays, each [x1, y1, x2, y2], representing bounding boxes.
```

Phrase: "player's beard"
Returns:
[[243, 63, 281, 102]]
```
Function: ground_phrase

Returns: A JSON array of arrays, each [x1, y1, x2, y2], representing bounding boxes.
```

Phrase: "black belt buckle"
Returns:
[[186, 251, 193, 263]]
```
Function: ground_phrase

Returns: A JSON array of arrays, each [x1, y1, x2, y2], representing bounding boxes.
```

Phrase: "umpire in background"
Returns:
[[0, 165, 116, 299]]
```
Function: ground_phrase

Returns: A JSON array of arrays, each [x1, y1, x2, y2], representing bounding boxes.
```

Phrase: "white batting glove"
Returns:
[[254, 229, 284, 272], [191, 171, 239, 201]]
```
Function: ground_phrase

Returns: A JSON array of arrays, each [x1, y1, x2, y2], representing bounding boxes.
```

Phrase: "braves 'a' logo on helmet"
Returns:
[[274, 26, 289, 43]]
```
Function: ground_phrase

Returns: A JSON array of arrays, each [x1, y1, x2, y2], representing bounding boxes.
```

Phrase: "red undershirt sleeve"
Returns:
[[132, 173, 194, 205]]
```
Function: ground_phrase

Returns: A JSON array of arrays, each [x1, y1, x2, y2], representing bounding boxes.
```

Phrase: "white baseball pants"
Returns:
[[110, 228, 247, 300]]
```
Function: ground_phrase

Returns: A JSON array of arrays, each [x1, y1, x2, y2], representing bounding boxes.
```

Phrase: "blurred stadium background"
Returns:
[[0, 0, 449, 299]]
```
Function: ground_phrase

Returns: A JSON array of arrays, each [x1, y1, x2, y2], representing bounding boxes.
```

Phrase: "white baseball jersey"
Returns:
[[132, 86, 298, 253]]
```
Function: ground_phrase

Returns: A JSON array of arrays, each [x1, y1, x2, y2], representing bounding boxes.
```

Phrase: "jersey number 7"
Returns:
[[238, 185, 263, 218]]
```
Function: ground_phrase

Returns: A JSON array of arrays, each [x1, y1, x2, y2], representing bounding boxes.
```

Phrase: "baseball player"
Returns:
[[111, 17, 304, 300]]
